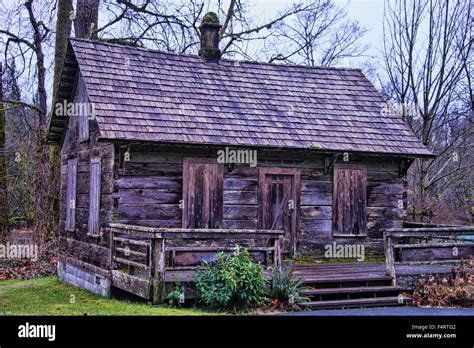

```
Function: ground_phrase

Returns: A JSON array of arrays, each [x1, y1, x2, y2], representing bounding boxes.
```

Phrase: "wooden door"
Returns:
[[258, 168, 301, 256], [332, 164, 367, 236], [182, 158, 223, 229]]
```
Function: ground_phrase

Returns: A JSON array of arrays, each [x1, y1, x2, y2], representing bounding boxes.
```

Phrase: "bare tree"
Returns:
[[0, 0, 57, 244], [266, 0, 368, 66], [382, 0, 473, 223], [90, 0, 328, 60], [0, 62, 8, 238], [53, 0, 74, 101]]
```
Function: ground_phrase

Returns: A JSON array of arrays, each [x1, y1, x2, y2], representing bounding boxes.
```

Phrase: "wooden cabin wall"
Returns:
[[113, 144, 405, 258], [59, 77, 114, 271]]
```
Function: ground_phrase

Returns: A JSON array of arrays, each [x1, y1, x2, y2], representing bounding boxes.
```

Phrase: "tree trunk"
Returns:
[[75, 0, 99, 39], [50, 0, 74, 236], [53, 0, 74, 102], [0, 62, 9, 239]]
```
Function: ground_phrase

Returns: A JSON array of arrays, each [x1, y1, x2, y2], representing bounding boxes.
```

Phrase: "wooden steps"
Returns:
[[294, 263, 411, 310], [300, 275, 393, 284], [300, 285, 404, 296], [300, 296, 412, 309]]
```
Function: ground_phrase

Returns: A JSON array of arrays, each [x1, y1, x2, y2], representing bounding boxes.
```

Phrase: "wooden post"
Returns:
[[152, 238, 166, 305], [148, 238, 155, 301], [273, 237, 282, 271], [109, 229, 115, 269], [383, 231, 396, 286]]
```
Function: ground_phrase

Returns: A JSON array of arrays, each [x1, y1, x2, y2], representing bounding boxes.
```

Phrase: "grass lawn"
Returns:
[[0, 277, 218, 316]]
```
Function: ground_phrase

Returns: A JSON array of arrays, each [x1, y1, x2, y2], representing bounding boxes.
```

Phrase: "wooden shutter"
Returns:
[[88, 157, 101, 235], [65, 158, 77, 231], [182, 158, 223, 229], [77, 75, 89, 142], [332, 164, 367, 236]]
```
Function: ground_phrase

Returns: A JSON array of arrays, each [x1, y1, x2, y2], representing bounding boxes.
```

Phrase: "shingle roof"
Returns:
[[52, 38, 433, 156]]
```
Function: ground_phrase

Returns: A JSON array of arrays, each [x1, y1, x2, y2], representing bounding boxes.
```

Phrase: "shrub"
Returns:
[[268, 262, 308, 310], [167, 282, 184, 307], [194, 246, 268, 309], [411, 258, 473, 308]]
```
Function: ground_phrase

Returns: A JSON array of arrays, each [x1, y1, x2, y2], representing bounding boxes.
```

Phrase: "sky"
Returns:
[[251, 0, 385, 48], [246, 0, 386, 72]]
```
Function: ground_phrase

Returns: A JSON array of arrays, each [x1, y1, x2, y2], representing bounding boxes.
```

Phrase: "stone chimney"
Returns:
[[199, 12, 222, 60]]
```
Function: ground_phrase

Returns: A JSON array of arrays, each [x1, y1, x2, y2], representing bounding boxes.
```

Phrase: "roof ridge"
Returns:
[[69, 37, 362, 73]]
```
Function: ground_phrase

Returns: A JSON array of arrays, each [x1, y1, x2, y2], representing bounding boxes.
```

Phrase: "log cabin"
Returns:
[[47, 14, 472, 308]]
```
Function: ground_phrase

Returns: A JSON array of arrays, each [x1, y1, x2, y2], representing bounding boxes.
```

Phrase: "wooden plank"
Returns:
[[394, 242, 474, 249], [166, 246, 275, 252], [300, 296, 409, 309], [117, 204, 181, 220], [172, 250, 266, 266], [111, 270, 150, 299], [113, 256, 149, 270], [386, 226, 474, 233], [113, 237, 149, 247], [110, 223, 284, 235], [383, 231, 396, 285], [152, 238, 166, 304], [115, 247, 148, 258], [300, 286, 403, 296], [117, 190, 180, 205], [116, 176, 181, 190], [65, 158, 78, 231], [77, 75, 89, 142]]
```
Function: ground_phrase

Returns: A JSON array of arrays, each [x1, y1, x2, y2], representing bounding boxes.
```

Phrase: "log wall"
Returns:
[[59, 75, 114, 270], [112, 144, 406, 258]]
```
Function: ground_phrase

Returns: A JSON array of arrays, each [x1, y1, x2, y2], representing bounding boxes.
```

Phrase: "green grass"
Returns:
[[0, 277, 218, 316]]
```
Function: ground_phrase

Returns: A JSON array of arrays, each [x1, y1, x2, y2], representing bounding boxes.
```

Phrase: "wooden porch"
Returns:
[[109, 223, 284, 304], [109, 223, 473, 309]]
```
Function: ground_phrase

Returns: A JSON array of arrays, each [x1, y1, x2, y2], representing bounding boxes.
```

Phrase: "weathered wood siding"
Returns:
[[59, 75, 114, 269], [112, 145, 406, 258]]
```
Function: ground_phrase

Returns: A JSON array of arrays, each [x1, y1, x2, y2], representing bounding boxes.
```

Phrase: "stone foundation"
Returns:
[[58, 261, 111, 297]]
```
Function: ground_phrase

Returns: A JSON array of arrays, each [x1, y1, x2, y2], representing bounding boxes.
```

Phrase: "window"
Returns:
[[332, 164, 367, 236], [88, 157, 101, 235], [182, 158, 223, 229], [65, 158, 77, 231]]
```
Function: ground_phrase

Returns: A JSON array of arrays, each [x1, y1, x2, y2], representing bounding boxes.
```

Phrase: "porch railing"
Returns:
[[109, 223, 284, 304], [383, 226, 474, 285]]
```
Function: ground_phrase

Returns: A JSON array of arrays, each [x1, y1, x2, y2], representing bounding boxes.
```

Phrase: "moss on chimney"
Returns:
[[202, 12, 219, 25]]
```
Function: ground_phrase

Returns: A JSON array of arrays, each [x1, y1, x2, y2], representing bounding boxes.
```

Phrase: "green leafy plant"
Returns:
[[268, 262, 308, 310], [167, 282, 184, 307], [194, 246, 268, 309]]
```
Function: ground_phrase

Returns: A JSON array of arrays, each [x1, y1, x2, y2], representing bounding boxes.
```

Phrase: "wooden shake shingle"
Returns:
[[49, 38, 432, 157]]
